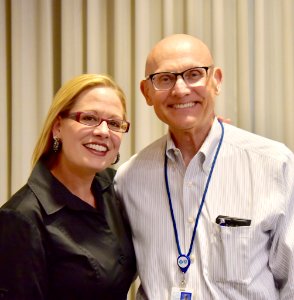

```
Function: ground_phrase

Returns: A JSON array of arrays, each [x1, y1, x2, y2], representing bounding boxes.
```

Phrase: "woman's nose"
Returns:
[[92, 120, 110, 137]]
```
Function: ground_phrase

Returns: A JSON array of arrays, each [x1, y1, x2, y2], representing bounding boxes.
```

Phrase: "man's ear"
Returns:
[[213, 67, 223, 95], [140, 80, 153, 106]]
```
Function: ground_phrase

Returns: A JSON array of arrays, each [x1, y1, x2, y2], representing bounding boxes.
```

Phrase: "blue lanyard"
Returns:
[[164, 119, 224, 273]]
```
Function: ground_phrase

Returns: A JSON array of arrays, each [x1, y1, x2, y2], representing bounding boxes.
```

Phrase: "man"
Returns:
[[115, 34, 294, 299]]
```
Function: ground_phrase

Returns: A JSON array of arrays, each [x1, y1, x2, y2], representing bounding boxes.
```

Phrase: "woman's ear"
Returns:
[[213, 67, 223, 95], [52, 116, 62, 137], [140, 79, 153, 106]]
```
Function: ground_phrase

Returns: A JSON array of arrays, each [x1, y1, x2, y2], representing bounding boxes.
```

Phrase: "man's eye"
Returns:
[[188, 70, 202, 78], [158, 75, 173, 83]]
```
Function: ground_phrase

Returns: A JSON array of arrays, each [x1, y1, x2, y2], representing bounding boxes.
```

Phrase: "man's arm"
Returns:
[[269, 155, 294, 299]]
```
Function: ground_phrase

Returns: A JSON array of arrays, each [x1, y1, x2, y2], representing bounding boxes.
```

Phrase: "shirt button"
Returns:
[[188, 217, 194, 224], [190, 254, 195, 263], [119, 255, 126, 265]]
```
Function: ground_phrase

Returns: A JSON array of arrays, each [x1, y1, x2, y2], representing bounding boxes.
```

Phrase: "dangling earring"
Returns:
[[111, 153, 120, 165], [53, 137, 61, 152]]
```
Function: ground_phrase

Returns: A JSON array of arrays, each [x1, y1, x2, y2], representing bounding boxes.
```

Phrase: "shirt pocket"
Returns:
[[208, 221, 252, 284]]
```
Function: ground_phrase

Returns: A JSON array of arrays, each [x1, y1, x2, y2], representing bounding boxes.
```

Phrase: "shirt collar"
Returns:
[[165, 118, 223, 174], [201, 118, 223, 174], [28, 159, 113, 215]]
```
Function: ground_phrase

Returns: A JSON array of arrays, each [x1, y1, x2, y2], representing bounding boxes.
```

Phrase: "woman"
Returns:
[[0, 74, 136, 299]]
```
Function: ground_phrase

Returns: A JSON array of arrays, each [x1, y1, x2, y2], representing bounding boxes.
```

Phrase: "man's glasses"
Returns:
[[146, 66, 212, 91], [63, 111, 130, 133]]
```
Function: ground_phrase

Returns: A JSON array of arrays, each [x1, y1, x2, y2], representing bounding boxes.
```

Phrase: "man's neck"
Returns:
[[170, 121, 213, 166]]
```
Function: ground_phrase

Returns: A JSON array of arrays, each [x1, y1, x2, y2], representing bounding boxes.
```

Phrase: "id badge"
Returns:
[[170, 287, 193, 300]]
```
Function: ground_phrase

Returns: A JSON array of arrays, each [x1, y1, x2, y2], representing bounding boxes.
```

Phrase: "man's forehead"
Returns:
[[145, 35, 213, 77], [146, 50, 211, 75]]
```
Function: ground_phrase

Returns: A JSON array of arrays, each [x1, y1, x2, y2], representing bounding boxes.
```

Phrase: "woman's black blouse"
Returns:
[[0, 160, 136, 300]]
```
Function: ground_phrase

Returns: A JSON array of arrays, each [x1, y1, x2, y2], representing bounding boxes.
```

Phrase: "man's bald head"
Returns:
[[145, 34, 214, 76]]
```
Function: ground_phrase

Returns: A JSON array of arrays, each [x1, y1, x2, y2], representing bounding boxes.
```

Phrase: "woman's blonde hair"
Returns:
[[31, 73, 128, 168]]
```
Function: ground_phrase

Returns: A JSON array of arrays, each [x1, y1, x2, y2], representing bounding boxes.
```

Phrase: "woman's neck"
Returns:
[[50, 163, 96, 208]]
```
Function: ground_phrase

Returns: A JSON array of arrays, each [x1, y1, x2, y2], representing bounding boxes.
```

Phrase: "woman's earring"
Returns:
[[111, 153, 120, 165], [53, 137, 61, 152]]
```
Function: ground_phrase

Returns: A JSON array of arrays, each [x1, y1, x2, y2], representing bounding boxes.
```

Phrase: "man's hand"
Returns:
[[217, 116, 231, 124]]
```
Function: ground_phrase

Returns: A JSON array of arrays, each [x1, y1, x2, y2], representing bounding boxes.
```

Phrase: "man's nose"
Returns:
[[172, 75, 190, 95]]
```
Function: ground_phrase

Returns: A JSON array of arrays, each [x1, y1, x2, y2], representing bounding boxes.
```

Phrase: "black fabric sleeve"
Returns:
[[0, 209, 48, 300]]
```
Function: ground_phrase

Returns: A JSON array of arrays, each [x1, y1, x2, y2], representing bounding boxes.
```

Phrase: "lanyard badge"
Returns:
[[177, 255, 190, 273], [170, 287, 193, 300]]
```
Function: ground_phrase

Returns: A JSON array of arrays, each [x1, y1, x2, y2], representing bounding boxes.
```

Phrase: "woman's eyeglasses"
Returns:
[[62, 111, 130, 133]]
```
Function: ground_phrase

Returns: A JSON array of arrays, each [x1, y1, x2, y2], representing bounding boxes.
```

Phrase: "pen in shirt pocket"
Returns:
[[216, 215, 251, 227]]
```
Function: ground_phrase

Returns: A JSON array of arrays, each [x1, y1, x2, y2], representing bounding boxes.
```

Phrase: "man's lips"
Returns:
[[84, 143, 108, 152]]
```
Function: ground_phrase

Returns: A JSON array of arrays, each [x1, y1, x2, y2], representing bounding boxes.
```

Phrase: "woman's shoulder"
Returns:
[[0, 184, 42, 223]]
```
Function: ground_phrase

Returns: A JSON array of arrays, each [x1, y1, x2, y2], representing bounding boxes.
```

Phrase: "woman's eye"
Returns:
[[81, 114, 98, 123], [108, 120, 121, 128]]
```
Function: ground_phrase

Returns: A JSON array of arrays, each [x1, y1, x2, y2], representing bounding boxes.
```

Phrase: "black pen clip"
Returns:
[[216, 215, 251, 227]]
